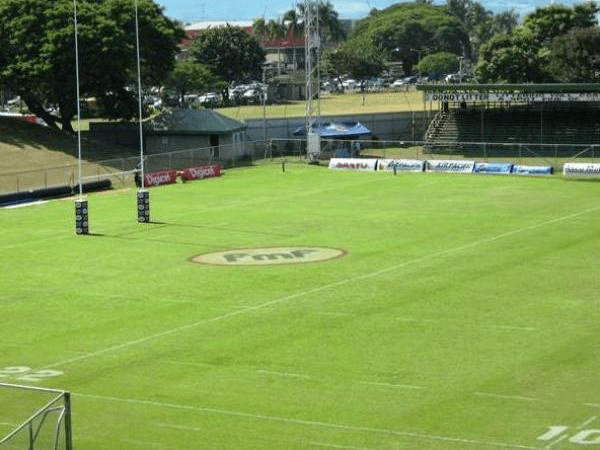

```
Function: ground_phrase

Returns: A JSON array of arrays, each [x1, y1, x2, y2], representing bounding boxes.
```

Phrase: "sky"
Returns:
[[153, 0, 593, 25]]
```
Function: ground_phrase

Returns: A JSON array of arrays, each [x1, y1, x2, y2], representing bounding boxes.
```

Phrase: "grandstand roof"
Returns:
[[418, 83, 600, 93], [417, 83, 600, 103]]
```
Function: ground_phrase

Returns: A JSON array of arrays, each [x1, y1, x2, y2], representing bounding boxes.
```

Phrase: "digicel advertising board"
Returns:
[[144, 169, 178, 187], [180, 165, 221, 181]]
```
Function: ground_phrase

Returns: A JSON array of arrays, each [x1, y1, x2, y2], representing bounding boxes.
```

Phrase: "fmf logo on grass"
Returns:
[[190, 247, 346, 266]]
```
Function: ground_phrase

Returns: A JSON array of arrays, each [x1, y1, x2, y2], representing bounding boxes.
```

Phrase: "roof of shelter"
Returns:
[[146, 109, 246, 135]]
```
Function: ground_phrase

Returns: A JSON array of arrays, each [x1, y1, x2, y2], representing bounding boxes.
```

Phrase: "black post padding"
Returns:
[[137, 190, 150, 223], [75, 199, 89, 235]]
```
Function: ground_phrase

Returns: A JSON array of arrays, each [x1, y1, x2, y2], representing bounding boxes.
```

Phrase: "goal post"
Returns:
[[0, 383, 73, 450]]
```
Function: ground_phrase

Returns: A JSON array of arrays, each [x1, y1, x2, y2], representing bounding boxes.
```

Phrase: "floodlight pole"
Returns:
[[73, 0, 89, 235], [135, 0, 150, 222], [304, 0, 321, 162]]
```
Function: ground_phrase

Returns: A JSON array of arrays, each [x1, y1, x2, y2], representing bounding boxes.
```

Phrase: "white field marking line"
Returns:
[[474, 392, 539, 402], [256, 369, 311, 378], [154, 420, 537, 449], [2, 200, 48, 209], [320, 311, 354, 317], [308, 442, 374, 450], [120, 438, 166, 449], [495, 325, 538, 332], [358, 381, 425, 390], [395, 317, 538, 332], [578, 416, 597, 428], [544, 434, 568, 449], [42, 205, 600, 371], [64, 394, 545, 450]]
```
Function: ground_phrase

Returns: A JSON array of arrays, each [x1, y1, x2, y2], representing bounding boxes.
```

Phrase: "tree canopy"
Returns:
[[190, 24, 265, 86], [0, 0, 184, 132], [347, 3, 469, 74], [475, 1, 600, 83]]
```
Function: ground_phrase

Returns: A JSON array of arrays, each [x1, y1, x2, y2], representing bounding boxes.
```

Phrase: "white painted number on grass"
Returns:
[[538, 426, 600, 445], [0, 366, 63, 383]]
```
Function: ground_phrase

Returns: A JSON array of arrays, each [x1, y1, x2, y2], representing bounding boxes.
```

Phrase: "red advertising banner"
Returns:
[[144, 169, 178, 187], [180, 165, 221, 181]]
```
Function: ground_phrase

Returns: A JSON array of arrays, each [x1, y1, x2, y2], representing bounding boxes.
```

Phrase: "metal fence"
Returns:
[[2, 138, 598, 194]]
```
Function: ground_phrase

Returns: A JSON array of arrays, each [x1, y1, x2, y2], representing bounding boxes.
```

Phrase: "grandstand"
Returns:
[[418, 84, 600, 157]]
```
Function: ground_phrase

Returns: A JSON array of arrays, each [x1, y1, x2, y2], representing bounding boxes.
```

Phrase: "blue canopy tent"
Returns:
[[293, 121, 372, 159], [293, 121, 372, 139]]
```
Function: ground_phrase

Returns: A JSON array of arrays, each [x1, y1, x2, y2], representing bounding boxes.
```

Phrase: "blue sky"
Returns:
[[154, 0, 593, 24]]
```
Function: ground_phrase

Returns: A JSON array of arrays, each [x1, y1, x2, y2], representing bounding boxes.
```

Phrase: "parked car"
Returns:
[[198, 92, 220, 105]]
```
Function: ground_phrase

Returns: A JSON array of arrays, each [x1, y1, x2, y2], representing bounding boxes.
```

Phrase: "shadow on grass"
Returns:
[[105, 219, 293, 246]]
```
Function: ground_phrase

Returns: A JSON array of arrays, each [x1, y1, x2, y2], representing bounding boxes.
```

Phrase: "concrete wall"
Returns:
[[244, 111, 433, 143], [88, 111, 434, 156]]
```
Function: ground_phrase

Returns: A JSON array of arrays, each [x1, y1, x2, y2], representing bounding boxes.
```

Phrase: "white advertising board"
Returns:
[[378, 159, 425, 172], [426, 160, 475, 173], [328, 158, 378, 171], [563, 163, 600, 177]]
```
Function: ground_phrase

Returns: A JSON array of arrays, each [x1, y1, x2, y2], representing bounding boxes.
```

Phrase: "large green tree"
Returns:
[[549, 27, 600, 82], [170, 59, 215, 104], [0, 0, 184, 132], [323, 40, 386, 81], [347, 3, 469, 74], [446, 0, 518, 59], [190, 24, 266, 88], [475, 1, 600, 83]]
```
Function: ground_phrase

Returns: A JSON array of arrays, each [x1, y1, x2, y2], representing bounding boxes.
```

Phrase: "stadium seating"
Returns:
[[425, 104, 600, 155]]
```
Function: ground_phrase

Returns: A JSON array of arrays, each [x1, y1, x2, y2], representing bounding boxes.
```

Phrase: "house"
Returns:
[[144, 108, 246, 161]]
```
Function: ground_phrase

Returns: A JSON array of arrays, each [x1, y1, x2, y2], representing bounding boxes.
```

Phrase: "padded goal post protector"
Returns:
[[137, 190, 150, 223], [75, 198, 89, 235]]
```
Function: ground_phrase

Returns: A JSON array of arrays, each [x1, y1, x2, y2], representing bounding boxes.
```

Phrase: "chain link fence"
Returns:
[[2, 138, 599, 194]]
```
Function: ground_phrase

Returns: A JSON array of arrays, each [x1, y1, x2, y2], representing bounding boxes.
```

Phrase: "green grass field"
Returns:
[[2, 164, 600, 449]]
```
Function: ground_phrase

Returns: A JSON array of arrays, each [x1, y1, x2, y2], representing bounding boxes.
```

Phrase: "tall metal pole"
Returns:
[[135, 0, 150, 223], [73, 0, 89, 235], [73, 0, 82, 197], [135, 0, 144, 189], [304, 0, 321, 162]]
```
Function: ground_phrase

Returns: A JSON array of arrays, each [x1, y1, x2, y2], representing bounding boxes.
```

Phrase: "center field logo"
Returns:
[[190, 247, 346, 266]]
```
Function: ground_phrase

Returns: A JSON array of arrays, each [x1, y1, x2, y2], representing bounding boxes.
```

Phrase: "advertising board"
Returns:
[[426, 160, 475, 174], [328, 158, 377, 171], [473, 162, 513, 175], [180, 165, 221, 181], [378, 159, 425, 172], [512, 165, 553, 176], [144, 169, 178, 187], [563, 163, 600, 177]]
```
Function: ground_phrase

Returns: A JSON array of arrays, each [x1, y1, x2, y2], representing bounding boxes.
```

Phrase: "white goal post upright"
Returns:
[[134, 0, 150, 223], [73, 0, 89, 235]]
